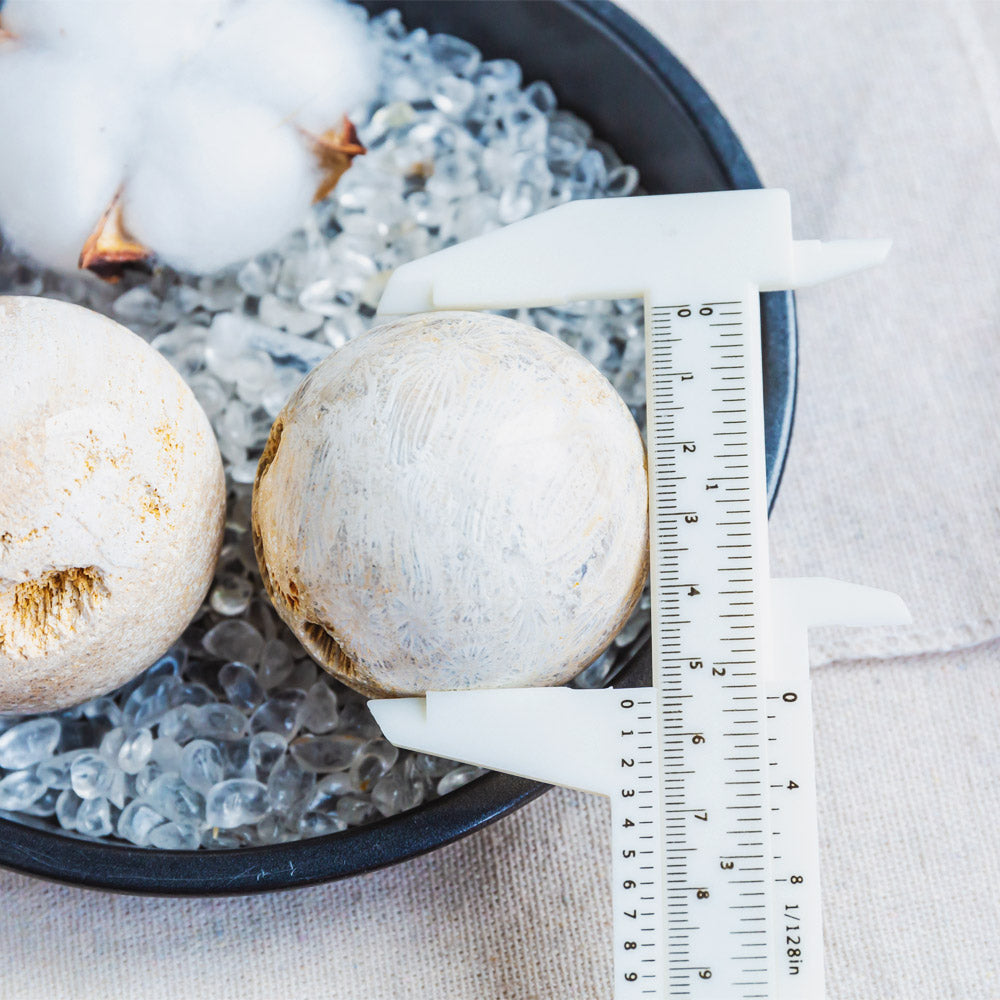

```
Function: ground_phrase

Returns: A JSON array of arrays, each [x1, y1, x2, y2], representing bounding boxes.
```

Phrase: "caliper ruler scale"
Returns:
[[370, 190, 910, 1000]]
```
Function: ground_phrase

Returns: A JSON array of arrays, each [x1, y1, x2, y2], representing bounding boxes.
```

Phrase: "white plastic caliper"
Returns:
[[369, 189, 910, 1000]]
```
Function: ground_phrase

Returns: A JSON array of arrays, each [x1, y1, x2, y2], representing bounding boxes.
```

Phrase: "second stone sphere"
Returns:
[[252, 310, 648, 697]]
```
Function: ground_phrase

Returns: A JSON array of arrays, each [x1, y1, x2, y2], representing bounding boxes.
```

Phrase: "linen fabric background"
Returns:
[[1, 2, 998, 997]]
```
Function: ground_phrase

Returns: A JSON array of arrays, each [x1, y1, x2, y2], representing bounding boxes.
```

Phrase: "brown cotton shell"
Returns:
[[252, 310, 649, 698], [0, 296, 226, 712]]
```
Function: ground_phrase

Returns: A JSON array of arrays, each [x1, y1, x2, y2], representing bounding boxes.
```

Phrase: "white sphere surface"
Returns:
[[0, 297, 226, 712], [253, 311, 648, 697]]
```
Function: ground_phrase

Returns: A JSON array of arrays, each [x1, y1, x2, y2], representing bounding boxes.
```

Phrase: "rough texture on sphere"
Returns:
[[0, 297, 226, 712], [252, 310, 648, 697]]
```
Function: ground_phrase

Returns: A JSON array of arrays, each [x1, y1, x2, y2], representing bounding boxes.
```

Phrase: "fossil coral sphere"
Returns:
[[252, 311, 648, 697], [0, 297, 225, 712]]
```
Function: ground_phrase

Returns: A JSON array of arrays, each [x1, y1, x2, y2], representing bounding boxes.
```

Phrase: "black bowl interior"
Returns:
[[0, 0, 796, 894]]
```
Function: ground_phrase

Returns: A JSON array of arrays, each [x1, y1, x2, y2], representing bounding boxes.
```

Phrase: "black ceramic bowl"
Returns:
[[0, 0, 796, 894]]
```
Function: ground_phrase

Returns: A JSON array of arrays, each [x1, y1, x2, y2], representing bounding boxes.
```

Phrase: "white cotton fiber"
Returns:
[[188, 0, 377, 133], [123, 86, 319, 273], [0, 50, 130, 269], [2, 0, 229, 77], [0, 0, 378, 274]]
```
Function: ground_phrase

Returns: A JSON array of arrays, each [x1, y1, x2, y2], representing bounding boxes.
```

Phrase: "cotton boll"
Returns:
[[2, 0, 231, 78], [0, 51, 131, 270], [190, 0, 379, 133], [123, 86, 319, 273]]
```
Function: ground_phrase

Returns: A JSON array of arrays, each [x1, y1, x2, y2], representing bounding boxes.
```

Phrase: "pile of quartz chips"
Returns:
[[0, 5, 651, 848]]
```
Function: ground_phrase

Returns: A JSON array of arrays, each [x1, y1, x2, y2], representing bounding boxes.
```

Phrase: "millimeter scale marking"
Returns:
[[369, 190, 910, 1000]]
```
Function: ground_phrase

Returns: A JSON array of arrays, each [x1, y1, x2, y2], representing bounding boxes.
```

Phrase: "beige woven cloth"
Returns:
[[2, 2, 999, 997]]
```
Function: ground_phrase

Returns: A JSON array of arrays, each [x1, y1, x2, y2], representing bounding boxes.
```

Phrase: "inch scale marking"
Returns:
[[369, 190, 910, 1000], [645, 295, 777, 999]]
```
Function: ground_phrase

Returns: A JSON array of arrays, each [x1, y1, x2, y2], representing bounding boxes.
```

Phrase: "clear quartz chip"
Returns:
[[117, 728, 154, 774], [205, 779, 270, 828], [70, 751, 116, 800], [437, 764, 483, 797], [297, 682, 340, 735], [117, 800, 165, 847], [202, 620, 265, 665], [266, 756, 315, 813], [75, 797, 113, 838], [149, 822, 200, 851], [290, 734, 362, 773], [0, 769, 47, 810], [0, 718, 61, 770], [180, 740, 225, 794], [219, 662, 265, 712]]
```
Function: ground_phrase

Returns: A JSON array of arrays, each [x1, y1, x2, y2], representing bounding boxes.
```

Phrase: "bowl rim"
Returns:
[[0, 0, 797, 895]]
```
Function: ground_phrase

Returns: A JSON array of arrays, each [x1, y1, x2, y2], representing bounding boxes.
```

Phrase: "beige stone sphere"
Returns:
[[252, 310, 649, 698], [0, 296, 226, 712]]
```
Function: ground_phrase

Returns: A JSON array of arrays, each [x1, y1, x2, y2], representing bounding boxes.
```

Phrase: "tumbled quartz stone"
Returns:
[[336, 794, 378, 827], [307, 772, 354, 812], [437, 764, 483, 797], [117, 728, 154, 774], [201, 825, 254, 849], [291, 734, 362, 773], [134, 761, 165, 799], [20, 785, 58, 816], [81, 697, 123, 729], [36, 750, 86, 790], [0, 717, 61, 770], [180, 740, 225, 794], [371, 770, 425, 817], [218, 738, 255, 780], [70, 751, 116, 800], [218, 662, 265, 712], [205, 779, 270, 829], [202, 620, 264, 665], [428, 33, 481, 77], [249, 691, 306, 738], [266, 756, 315, 814], [75, 796, 113, 838], [123, 676, 179, 730], [299, 811, 348, 838], [350, 739, 399, 792], [297, 681, 339, 734], [118, 799, 165, 847], [168, 682, 217, 709], [150, 737, 183, 772], [249, 732, 286, 775], [192, 703, 246, 741], [413, 753, 460, 780], [158, 706, 199, 744], [143, 773, 206, 826], [99, 727, 126, 761], [149, 822, 200, 851], [0, 769, 47, 810], [256, 639, 294, 689], [210, 573, 254, 617], [56, 788, 83, 830]]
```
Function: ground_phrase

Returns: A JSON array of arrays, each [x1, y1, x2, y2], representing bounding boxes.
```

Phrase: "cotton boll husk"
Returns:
[[2, 0, 231, 79], [189, 0, 379, 133], [123, 85, 319, 273], [0, 51, 131, 270]]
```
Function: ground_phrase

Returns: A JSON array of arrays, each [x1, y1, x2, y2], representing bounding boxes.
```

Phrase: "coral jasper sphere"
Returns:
[[0, 296, 225, 712], [252, 311, 649, 697]]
